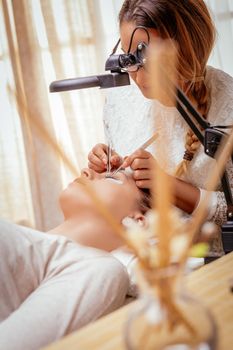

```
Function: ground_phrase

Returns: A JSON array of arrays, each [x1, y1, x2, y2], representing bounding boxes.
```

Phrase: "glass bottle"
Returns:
[[124, 265, 217, 350]]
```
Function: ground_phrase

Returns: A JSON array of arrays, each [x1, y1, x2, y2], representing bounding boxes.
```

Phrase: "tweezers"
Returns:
[[106, 143, 112, 174], [108, 132, 159, 177]]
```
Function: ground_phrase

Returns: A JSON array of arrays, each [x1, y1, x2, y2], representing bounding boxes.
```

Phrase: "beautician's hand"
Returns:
[[122, 149, 156, 189], [88, 143, 122, 173]]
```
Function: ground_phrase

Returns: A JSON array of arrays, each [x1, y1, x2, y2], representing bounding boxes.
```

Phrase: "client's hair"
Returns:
[[138, 188, 151, 213]]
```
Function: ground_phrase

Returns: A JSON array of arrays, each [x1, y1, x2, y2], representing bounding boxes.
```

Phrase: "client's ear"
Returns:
[[132, 211, 147, 227], [122, 211, 147, 229]]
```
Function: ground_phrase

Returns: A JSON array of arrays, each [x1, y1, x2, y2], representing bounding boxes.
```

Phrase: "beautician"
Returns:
[[88, 0, 233, 256]]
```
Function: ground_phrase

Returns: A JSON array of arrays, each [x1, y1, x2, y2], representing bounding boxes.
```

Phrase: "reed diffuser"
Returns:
[[122, 170, 217, 350]]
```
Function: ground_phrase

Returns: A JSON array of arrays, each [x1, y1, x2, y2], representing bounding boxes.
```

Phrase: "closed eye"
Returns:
[[105, 175, 123, 184]]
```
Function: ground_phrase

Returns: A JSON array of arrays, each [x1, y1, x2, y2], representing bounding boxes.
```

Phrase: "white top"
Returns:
[[103, 66, 233, 255]]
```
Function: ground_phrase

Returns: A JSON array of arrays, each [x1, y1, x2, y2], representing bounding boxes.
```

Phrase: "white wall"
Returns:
[[206, 0, 233, 76], [98, 0, 233, 76]]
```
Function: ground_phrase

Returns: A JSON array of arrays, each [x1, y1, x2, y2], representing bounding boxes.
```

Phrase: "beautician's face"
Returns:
[[120, 21, 160, 99], [59, 168, 142, 220]]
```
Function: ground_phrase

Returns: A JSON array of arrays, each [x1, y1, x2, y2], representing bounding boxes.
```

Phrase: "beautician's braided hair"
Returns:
[[119, 0, 216, 177]]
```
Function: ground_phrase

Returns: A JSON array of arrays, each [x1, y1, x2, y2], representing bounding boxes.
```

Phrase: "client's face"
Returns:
[[59, 168, 142, 220]]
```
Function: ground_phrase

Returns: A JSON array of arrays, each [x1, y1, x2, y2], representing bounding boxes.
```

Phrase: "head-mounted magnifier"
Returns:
[[105, 41, 148, 73], [105, 26, 150, 74]]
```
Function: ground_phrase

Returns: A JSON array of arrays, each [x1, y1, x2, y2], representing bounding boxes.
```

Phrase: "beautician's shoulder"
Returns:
[[206, 66, 233, 125], [206, 66, 233, 90]]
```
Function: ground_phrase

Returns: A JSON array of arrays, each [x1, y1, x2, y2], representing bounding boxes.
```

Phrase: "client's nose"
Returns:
[[81, 168, 94, 179]]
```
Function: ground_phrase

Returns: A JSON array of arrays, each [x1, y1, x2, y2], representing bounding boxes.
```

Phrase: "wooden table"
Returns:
[[45, 253, 233, 350]]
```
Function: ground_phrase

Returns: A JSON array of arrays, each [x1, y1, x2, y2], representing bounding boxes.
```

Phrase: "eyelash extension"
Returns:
[[105, 176, 123, 184], [105, 174, 116, 179]]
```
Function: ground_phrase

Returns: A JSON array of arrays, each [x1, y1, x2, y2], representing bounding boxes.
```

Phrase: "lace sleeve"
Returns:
[[212, 159, 233, 225], [191, 67, 233, 226], [208, 160, 233, 255], [212, 191, 228, 226]]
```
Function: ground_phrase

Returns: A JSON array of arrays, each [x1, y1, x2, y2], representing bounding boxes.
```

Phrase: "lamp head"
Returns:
[[105, 41, 148, 73]]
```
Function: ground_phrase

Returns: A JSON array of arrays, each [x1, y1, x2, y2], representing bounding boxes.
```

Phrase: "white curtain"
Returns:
[[0, 0, 106, 230]]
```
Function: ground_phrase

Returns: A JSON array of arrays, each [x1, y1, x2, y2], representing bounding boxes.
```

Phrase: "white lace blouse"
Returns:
[[103, 66, 233, 255]]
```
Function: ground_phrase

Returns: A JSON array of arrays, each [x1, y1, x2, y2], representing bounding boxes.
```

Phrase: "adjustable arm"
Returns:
[[175, 87, 233, 254], [176, 87, 233, 216], [49, 72, 130, 92]]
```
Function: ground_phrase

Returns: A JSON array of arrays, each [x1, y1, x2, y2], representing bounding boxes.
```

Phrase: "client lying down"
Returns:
[[0, 168, 149, 350]]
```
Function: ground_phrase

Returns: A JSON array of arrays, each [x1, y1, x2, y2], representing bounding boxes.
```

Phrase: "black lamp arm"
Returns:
[[175, 87, 233, 222], [177, 87, 210, 130]]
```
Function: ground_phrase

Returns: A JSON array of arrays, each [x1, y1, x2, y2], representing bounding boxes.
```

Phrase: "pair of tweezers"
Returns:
[[107, 132, 159, 178], [106, 143, 112, 174]]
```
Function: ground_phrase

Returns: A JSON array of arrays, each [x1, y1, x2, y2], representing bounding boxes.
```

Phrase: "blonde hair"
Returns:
[[119, 0, 216, 177]]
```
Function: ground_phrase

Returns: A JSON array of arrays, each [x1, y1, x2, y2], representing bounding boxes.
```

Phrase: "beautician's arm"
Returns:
[[172, 177, 200, 214], [122, 148, 200, 214]]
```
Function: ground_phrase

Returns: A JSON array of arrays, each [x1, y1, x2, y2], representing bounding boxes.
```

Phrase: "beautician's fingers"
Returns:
[[88, 143, 108, 172], [123, 150, 156, 172], [88, 161, 105, 173], [135, 179, 153, 189], [122, 149, 151, 168], [92, 143, 108, 163], [88, 153, 106, 172], [130, 157, 155, 171], [88, 144, 122, 172], [133, 169, 151, 181], [110, 152, 123, 168]]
